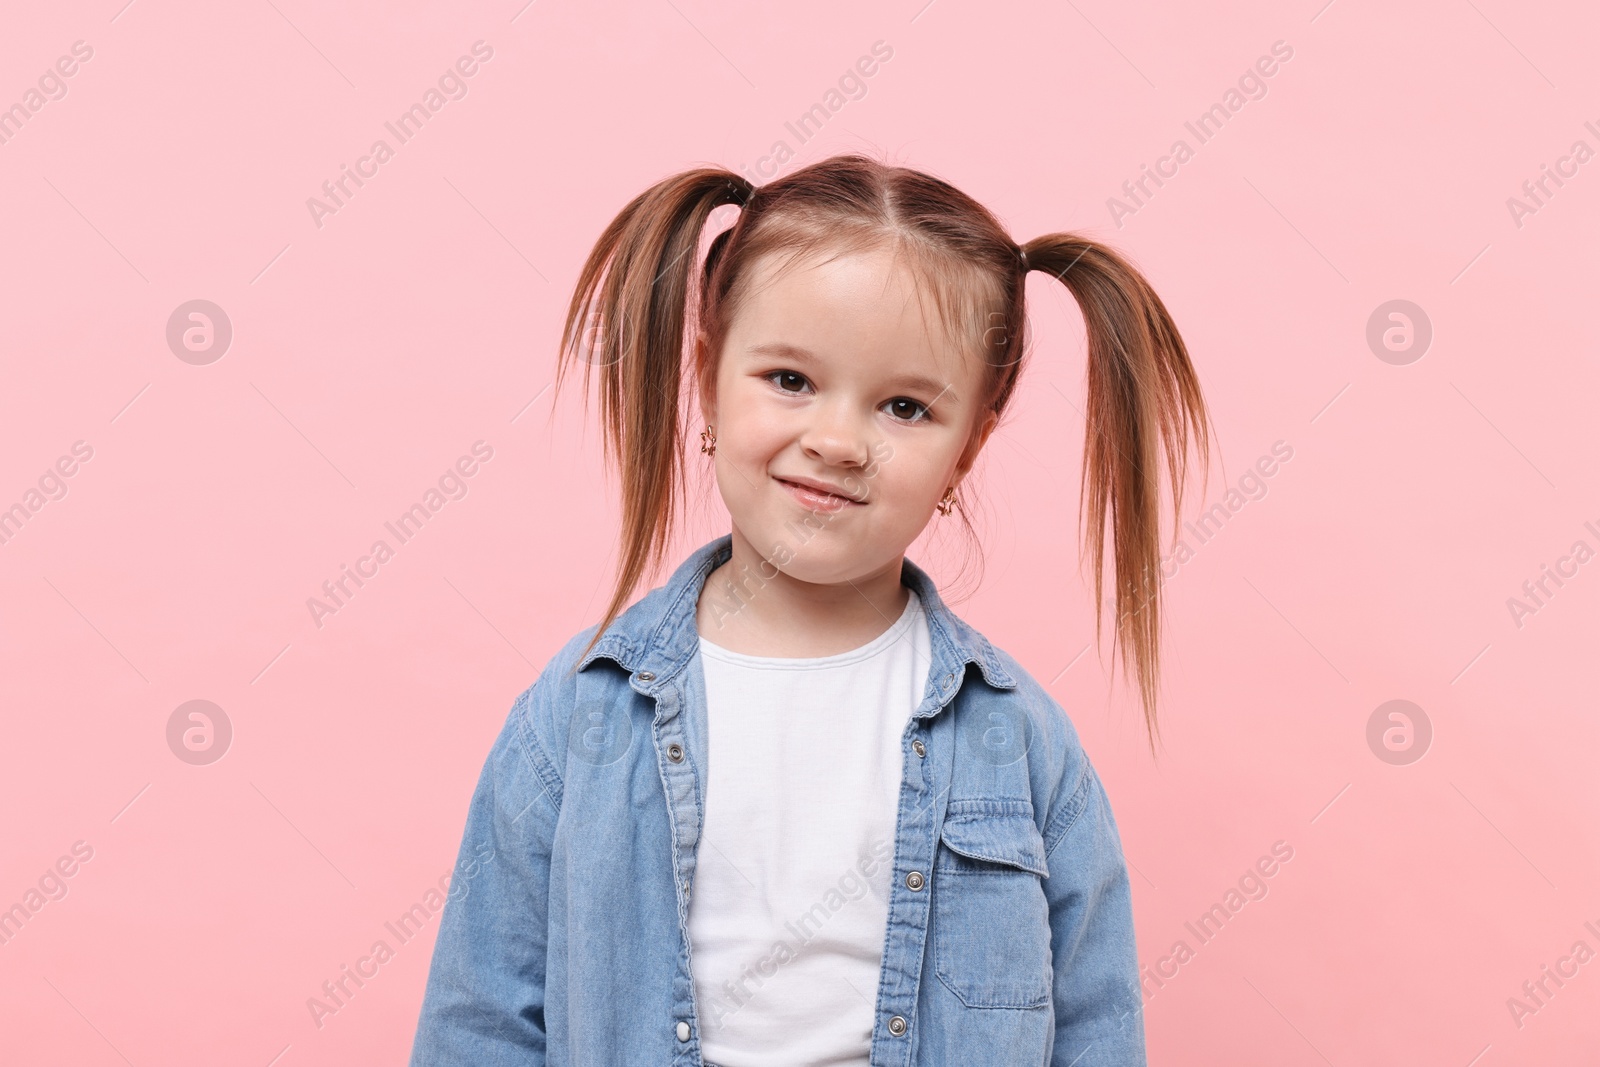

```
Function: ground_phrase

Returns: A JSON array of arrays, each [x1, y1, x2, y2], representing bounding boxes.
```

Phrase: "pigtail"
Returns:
[[1022, 235, 1214, 749], [555, 169, 754, 661]]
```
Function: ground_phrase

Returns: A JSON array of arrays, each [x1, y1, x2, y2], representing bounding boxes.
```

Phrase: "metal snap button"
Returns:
[[942, 673, 953, 688], [667, 743, 684, 762], [888, 1014, 908, 1036], [676, 1020, 690, 1041], [912, 739, 926, 757], [905, 870, 925, 891], [637, 670, 656, 682]]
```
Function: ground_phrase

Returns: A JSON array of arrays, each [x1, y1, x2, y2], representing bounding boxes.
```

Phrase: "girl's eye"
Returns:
[[758, 371, 928, 425], [883, 397, 930, 423], [764, 370, 811, 394]]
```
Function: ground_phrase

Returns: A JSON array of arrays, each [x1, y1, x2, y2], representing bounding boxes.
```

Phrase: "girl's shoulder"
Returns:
[[480, 618, 629, 815], [935, 608, 1090, 753]]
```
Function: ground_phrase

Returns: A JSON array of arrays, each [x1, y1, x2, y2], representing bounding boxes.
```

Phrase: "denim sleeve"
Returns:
[[408, 683, 561, 1066], [1041, 757, 1147, 1066]]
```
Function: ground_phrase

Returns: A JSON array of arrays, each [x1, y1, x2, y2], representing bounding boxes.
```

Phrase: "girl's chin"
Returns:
[[732, 530, 900, 585]]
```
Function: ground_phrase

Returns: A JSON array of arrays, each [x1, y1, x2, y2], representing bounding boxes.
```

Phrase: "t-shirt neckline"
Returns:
[[697, 587, 923, 670]]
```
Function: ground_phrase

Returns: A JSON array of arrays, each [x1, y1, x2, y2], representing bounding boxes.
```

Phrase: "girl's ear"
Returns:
[[695, 331, 718, 426], [953, 409, 999, 485]]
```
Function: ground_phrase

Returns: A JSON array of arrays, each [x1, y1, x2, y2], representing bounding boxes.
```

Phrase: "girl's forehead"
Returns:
[[727, 245, 985, 376]]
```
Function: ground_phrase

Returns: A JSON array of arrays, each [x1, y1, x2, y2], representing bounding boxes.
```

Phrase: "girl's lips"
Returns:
[[775, 477, 860, 513]]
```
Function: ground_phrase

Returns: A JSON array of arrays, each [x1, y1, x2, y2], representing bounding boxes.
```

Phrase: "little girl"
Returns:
[[409, 155, 1212, 1066]]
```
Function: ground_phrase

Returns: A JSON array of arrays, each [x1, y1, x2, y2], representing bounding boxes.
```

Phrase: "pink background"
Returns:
[[3, 0, 1597, 1062]]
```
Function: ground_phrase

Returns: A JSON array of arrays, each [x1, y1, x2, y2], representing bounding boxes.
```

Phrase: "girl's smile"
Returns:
[[774, 474, 866, 512]]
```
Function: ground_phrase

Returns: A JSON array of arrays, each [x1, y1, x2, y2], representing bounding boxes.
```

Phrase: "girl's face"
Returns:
[[701, 245, 998, 586]]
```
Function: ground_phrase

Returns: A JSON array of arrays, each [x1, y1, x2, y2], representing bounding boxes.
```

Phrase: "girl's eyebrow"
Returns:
[[746, 341, 954, 398]]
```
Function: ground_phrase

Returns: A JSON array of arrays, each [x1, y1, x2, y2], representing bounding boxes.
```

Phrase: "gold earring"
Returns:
[[935, 486, 958, 516], [699, 425, 716, 456]]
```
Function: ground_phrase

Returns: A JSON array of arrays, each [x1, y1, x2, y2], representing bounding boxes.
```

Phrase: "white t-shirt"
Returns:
[[688, 588, 932, 1067]]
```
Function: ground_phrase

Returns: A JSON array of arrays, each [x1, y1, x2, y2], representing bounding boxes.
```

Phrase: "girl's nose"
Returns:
[[799, 404, 871, 468]]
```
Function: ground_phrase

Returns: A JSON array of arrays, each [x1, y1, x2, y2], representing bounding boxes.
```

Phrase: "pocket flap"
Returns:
[[938, 804, 1049, 877]]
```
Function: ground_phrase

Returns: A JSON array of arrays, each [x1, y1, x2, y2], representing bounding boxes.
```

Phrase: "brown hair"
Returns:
[[554, 154, 1213, 749]]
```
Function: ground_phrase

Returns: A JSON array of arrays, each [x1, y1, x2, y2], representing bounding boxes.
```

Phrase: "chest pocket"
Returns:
[[931, 801, 1053, 1010]]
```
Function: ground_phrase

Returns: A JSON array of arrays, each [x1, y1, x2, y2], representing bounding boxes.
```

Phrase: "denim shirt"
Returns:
[[408, 533, 1147, 1066]]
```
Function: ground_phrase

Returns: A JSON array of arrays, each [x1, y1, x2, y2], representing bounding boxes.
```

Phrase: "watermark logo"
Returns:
[[738, 41, 894, 184], [1505, 122, 1600, 229], [698, 837, 892, 1034], [567, 696, 635, 766], [1506, 522, 1598, 629], [307, 441, 494, 629], [166, 700, 233, 765], [576, 305, 629, 367], [306, 848, 492, 1031], [0, 439, 94, 548], [306, 41, 495, 229], [1365, 300, 1431, 366], [1159, 440, 1293, 585], [958, 704, 1033, 767], [0, 840, 95, 949], [0, 40, 94, 148], [1365, 699, 1430, 766], [1505, 919, 1600, 1030], [1107, 40, 1294, 228], [1140, 840, 1295, 1002], [166, 300, 233, 365]]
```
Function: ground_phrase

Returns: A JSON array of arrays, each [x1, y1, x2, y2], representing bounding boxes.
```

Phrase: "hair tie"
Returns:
[[726, 176, 755, 207], [1016, 243, 1029, 271]]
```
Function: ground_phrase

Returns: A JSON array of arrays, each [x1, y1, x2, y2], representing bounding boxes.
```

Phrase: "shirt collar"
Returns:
[[578, 533, 1018, 703]]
